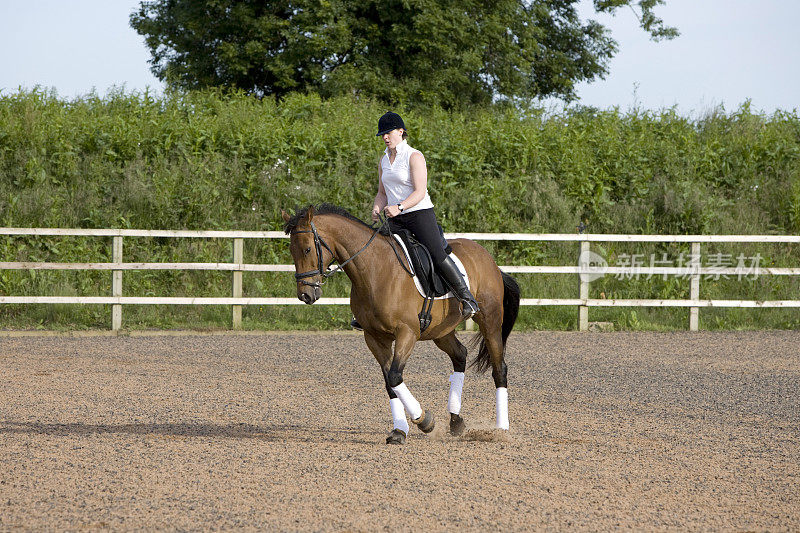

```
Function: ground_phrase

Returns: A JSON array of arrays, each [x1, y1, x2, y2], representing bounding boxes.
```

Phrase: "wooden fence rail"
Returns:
[[2, 228, 799, 331]]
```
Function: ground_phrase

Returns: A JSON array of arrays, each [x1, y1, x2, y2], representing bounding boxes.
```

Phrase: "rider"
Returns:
[[351, 112, 479, 330]]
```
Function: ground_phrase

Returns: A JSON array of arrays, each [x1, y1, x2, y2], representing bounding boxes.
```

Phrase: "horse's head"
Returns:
[[282, 206, 335, 304]]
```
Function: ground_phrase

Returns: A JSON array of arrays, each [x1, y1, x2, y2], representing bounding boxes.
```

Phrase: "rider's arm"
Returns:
[[399, 151, 428, 211], [372, 159, 387, 221]]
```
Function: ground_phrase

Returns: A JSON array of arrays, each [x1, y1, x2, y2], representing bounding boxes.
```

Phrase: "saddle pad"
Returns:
[[392, 235, 470, 300]]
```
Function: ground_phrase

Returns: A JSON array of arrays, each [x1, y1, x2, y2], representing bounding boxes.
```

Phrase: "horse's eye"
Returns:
[[304, 247, 311, 255]]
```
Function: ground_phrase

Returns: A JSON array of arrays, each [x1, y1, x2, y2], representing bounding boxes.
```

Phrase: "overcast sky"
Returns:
[[0, 0, 798, 115]]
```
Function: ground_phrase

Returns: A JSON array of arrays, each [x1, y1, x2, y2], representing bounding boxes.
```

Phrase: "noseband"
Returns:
[[291, 218, 388, 288]]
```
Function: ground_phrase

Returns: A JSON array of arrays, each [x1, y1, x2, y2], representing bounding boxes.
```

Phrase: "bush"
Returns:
[[2, 89, 799, 330]]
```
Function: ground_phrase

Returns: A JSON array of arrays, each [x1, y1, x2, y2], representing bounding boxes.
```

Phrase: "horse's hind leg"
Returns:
[[477, 317, 509, 430], [433, 332, 467, 436], [387, 325, 435, 434]]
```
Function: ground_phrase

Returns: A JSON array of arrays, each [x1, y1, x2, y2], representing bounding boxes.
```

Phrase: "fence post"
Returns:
[[232, 238, 243, 329], [689, 242, 700, 331], [579, 240, 590, 331], [112, 236, 123, 331]]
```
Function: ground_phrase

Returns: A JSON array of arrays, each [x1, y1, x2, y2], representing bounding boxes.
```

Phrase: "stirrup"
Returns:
[[350, 317, 363, 331], [460, 299, 479, 320]]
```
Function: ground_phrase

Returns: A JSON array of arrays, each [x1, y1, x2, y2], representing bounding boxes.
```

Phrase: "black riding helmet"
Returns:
[[376, 112, 405, 136]]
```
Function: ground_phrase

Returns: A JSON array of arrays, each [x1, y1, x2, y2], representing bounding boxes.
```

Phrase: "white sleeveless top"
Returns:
[[381, 140, 434, 213]]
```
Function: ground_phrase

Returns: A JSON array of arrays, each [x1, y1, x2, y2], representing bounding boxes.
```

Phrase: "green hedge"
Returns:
[[1, 89, 799, 330]]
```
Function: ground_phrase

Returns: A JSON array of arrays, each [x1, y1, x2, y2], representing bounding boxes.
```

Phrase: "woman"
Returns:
[[352, 111, 479, 330]]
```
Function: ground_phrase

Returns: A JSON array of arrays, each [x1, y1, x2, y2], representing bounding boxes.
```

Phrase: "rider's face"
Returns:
[[382, 129, 404, 150]]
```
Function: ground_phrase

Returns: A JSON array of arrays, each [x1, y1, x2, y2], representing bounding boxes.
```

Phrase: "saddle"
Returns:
[[392, 227, 454, 332]]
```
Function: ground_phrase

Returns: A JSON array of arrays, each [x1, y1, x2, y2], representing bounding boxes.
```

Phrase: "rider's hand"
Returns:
[[384, 204, 401, 218], [371, 207, 381, 222]]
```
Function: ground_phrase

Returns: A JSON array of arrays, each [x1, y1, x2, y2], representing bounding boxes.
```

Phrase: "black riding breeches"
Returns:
[[388, 208, 452, 265]]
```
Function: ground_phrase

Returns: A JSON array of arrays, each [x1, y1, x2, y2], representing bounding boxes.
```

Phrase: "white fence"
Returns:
[[1, 227, 800, 331]]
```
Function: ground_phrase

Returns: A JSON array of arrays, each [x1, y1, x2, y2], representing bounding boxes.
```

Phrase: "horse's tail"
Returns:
[[469, 271, 521, 373]]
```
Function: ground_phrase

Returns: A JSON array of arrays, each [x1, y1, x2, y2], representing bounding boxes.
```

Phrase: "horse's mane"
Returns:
[[283, 203, 390, 235]]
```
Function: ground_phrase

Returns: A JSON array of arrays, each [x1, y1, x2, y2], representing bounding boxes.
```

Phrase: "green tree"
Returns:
[[131, 0, 677, 108]]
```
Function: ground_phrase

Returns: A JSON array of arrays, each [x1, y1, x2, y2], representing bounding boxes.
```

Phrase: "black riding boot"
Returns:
[[350, 316, 363, 331], [437, 256, 479, 320]]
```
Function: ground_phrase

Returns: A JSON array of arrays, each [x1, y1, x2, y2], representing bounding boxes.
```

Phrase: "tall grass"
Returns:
[[1, 89, 799, 330]]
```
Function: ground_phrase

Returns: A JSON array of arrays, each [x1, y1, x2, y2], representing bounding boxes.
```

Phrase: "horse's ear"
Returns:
[[303, 205, 315, 222], [281, 209, 291, 223]]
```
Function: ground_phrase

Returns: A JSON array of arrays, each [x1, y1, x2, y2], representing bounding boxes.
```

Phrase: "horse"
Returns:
[[282, 203, 520, 444]]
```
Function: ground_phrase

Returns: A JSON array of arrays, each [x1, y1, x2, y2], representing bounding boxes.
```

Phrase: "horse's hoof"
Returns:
[[412, 409, 435, 433], [386, 429, 406, 445], [449, 413, 466, 436]]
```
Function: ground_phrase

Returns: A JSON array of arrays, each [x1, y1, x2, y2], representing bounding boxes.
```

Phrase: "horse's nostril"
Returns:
[[299, 293, 311, 304]]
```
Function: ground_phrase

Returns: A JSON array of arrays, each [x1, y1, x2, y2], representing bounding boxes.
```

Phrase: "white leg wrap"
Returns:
[[496, 387, 509, 430], [391, 382, 423, 420], [389, 397, 410, 434], [448, 371, 465, 415]]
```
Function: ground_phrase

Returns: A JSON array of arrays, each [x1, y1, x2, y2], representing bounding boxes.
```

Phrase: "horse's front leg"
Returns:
[[364, 331, 409, 444], [387, 325, 435, 435]]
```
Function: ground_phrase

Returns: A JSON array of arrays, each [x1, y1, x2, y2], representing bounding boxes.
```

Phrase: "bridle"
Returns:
[[291, 217, 390, 289]]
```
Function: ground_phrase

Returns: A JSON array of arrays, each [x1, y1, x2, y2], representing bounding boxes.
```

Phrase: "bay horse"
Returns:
[[282, 204, 520, 444]]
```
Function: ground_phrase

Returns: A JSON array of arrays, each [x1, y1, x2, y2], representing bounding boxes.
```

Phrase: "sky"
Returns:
[[0, 0, 798, 115]]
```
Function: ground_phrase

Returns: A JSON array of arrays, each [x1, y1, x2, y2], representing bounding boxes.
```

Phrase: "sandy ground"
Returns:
[[0, 331, 798, 531]]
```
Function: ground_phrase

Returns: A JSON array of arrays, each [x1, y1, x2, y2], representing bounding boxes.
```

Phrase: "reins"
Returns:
[[292, 214, 412, 288]]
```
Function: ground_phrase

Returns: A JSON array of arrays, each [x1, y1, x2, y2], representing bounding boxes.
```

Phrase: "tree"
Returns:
[[131, 0, 677, 108]]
